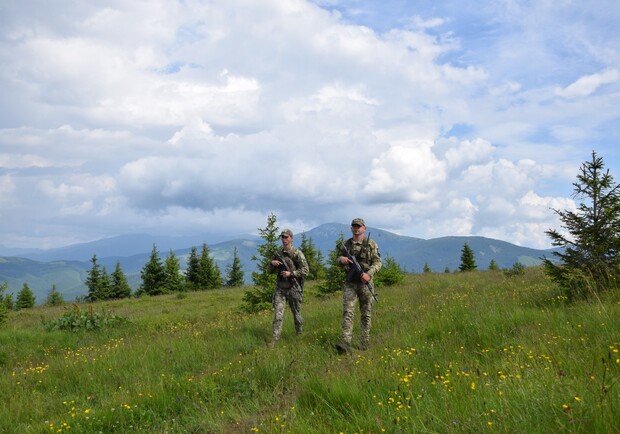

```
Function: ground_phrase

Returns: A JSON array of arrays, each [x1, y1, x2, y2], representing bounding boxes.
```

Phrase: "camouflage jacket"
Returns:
[[339, 237, 382, 279], [268, 247, 309, 289]]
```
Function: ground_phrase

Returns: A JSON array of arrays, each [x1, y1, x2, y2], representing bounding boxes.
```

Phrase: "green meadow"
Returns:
[[1, 268, 618, 433]]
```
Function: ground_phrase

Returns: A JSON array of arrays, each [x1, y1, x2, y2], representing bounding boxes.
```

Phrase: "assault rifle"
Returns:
[[339, 237, 379, 303], [276, 252, 304, 297]]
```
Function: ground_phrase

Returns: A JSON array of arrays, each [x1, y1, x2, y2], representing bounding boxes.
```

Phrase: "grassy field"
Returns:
[[1, 267, 619, 433]]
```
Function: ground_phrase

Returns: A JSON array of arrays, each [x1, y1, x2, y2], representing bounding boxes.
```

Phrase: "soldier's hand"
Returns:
[[271, 260, 282, 267], [360, 272, 370, 284], [339, 256, 352, 265]]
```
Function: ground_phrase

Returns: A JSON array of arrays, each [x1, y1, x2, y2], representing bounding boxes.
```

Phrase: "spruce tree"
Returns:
[[99, 266, 111, 299], [225, 246, 245, 287], [0, 282, 9, 326], [316, 249, 326, 280], [1, 282, 14, 311], [375, 255, 405, 286], [300, 232, 323, 280], [197, 243, 222, 289], [163, 249, 183, 292], [241, 213, 279, 312], [423, 262, 432, 273], [198, 243, 213, 289], [110, 261, 132, 299], [85, 255, 104, 301], [185, 246, 201, 290], [211, 263, 223, 289], [459, 242, 477, 272], [317, 233, 346, 296], [544, 151, 620, 299], [138, 244, 166, 296], [489, 259, 500, 271], [16, 283, 36, 309], [0, 301, 6, 326], [45, 284, 64, 306]]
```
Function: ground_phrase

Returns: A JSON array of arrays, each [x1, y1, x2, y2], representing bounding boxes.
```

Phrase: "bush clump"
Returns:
[[43, 304, 128, 332]]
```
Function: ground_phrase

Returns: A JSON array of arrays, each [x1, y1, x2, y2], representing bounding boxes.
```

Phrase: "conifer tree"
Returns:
[[0, 281, 8, 303], [110, 261, 132, 299], [138, 244, 166, 296], [0, 301, 6, 326], [0, 282, 9, 326], [544, 151, 620, 299], [423, 262, 432, 273], [0, 302, 6, 326], [185, 246, 201, 290], [489, 259, 500, 271], [211, 262, 223, 289], [163, 249, 183, 292], [99, 266, 111, 299], [316, 249, 326, 279], [85, 254, 104, 301], [459, 242, 477, 272], [198, 243, 214, 289], [503, 261, 525, 277], [16, 283, 36, 309], [225, 246, 245, 287], [1, 282, 14, 311], [375, 255, 405, 286], [300, 232, 323, 280], [45, 284, 64, 306], [317, 233, 346, 295], [241, 213, 279, 312], [198, 243, 222, 289]]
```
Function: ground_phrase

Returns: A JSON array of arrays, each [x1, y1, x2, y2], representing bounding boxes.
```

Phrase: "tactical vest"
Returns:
[[277, 248, 303, 289], [345, 238, 372, 272]]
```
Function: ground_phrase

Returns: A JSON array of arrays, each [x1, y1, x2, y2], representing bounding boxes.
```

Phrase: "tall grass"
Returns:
[[1, 267, 618, 433]]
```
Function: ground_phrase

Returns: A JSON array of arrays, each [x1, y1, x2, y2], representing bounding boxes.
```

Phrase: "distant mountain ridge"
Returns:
[[0, 223, 558, 303]]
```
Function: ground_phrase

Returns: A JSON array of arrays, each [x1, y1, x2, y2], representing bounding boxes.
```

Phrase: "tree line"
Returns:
[[2, 150, 619, 316], [84, 243, 244, 301]]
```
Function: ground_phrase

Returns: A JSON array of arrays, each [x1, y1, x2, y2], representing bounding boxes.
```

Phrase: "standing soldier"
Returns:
[[268, 229, 309, 347], [336, 218, 382, 353]]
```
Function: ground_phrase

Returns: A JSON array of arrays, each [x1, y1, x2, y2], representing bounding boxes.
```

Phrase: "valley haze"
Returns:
[[0, 223, 557, 304]]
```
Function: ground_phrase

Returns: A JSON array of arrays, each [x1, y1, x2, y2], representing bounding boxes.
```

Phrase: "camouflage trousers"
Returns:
[[272, 285, 303, 341], [341, 281, 374, 347]]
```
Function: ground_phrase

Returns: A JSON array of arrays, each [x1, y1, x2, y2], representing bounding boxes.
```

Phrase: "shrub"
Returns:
[[374, 255, 405, 287], [42, 304, 128, 332], [0, 304, 7, 328], [503, 262, 525, 277]]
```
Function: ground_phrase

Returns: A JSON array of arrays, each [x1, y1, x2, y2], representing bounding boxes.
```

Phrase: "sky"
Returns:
[[1, 0, 619, 250]]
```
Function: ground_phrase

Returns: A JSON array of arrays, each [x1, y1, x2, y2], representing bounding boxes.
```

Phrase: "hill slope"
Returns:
[[1, 271, 618, 432]]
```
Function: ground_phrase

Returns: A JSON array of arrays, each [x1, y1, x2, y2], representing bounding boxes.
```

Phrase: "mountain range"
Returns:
[[0, 223, 558, 303]]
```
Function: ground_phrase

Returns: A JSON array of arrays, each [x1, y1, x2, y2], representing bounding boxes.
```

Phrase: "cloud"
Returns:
[[556, 69, 620, 98], [0, 0, 618, 251], [363, 142, 446, 202]]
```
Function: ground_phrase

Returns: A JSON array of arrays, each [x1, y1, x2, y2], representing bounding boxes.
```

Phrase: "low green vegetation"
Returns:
[[42, 304, 128, 332], [1, 268, 618, 433]]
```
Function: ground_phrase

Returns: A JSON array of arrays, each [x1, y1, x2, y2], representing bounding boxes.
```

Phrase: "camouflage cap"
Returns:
[[280, 229, 293, 237], [351, 218, 365, 226]]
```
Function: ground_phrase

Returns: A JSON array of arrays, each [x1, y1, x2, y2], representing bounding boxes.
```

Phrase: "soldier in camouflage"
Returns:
[[268, 229, 309, 347], [336, 218, 382, 353]]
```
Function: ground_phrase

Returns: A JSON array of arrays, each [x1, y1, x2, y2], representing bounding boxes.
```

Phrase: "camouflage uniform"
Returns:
[[338, 236, 382, 349], [268, 246, 309, 342]]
